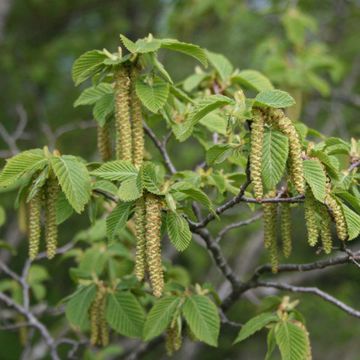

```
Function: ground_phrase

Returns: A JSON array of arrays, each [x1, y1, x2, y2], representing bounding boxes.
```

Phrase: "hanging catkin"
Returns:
[[145, 193, 164, 297], [28, 192, 42, 260], [97, 123, 112, 162], [130, 66, 144, 168], [280, 202, 292, 258], [134, 197, 147, 281], [166, 325, 182, 356], [90, 287, 108, 346], [114, 66, 132, 161], [304, 189, 320, 247], [250, 109, 265, 200], [268, 109, 305, 194], [318, 204, 333, 254], [325, 194, 348, 241], [44, 177, 59, 259]]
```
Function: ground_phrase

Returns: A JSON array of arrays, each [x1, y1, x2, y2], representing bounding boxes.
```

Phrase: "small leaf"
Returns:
[[106, 202, 133, 240], [166, 211, 192, 251], [232, 70, 274, 92], [182, 295, 220, 347], [56, 191, 74, 225], [142, 162, 164, 195], [93, 93, 115, 127], [120, 34, 137, 53], [255, 90, 295, 108], [233, 312, 278, 344], [206, 144, 233, 165], [178, 186, 213, 211], [91, 161, 138, 181], [118, 175, 143, 202], [340, 203, 360, 240], [74, 83, 113, 107], [303, 159, 327, 202], [206, 50, 233, 80]]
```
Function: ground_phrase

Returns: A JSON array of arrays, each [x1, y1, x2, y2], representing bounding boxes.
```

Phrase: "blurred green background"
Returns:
[[0, 0, 359, 359]]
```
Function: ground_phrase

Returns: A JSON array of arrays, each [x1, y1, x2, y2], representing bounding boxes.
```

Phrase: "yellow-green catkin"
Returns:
[[269, 109, 305, 194], [90, 287, 108, 346], [318, 204, 333, 254], [250, 109, 265, 200], [304, 189, 319, 246], [325, 194, 348, 241], [280, 203, 292, 258], [97, 123, 112, 162], [130, 66, 144, 168], [99, 290, 109, 347], [28, 192, 42, 260], [166, 325, 182, 356], [114, 66, 132, 161], [44, 177, 59, 259], [134, 197, 147, 281], [145, 193, 164, 297]]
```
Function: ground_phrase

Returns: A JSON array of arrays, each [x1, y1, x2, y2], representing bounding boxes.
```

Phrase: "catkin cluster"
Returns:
[[28, 192, 42, 260], [166, 325, 182, 356], [325, 193, 348, 241], [280, 203, 292, 258], [304, 189, 319, 247], [90, 286, 109, 347], [97, 122, 112, 162]]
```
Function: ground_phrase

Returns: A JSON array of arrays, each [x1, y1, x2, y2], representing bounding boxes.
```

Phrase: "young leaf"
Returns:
[[91, 161, 138, 181], [206, 144, 233, 165], [106, 202, 133, 240], [118, 175, 143, 202], [74, 83, 113, 107], [255, 90, 295, 108], [166, 211, 192, 251], [142, 162, 164, 195], [178, 186, 213, 211], [93, 93, 115, 127], [232, 70, 274, 92], [233, 312, 278, 344], [51, 155, 91, 213], [136, 77, 170, 113], [262, 129, 289, 190], [106, 290, 145, 338], [303, 159, 327, 202], [182, 295, 220, 347], [143, 296, 182, 341], [340, 203, 360, 240], [206, 50, 233, 80], [120, 34, 137, 53], [56, 191, 74, 225]]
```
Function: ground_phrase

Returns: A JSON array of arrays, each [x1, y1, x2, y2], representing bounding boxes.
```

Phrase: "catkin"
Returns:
[[250, 109, 265, 200], [97, 123, 112, 162], [269, 109, 305, 194], [44, 177, 59, 259], [99, 291, 109, 346], [280, 203, 292, 258], [90, 287, 108, 346], [325, 194, 348, 241], [130, 66, 144, 168], [318, 204, 333, 254], [114, 66, 132, 161], [28, 192, 42, 260], [145, 193, 164, 297], [304, 189, 319, 246], [166, 325, 182, 356], [134, 197, 147, 281]]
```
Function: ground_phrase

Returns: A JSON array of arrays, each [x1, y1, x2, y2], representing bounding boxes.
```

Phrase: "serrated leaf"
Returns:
[[303, 159, 327, 202], [275, 321, 311, 360], [56, 191, 74, 225], [92, 180, 118, 196], [74, 83, 113, 107], [51, 156, 91, 213], [166, 211, 192, 251], [72, 50, 106, 86], [91, 161, 138, 181], [335, 192, 360, 213], [136, 77, 169, 113], [183, 73, 208, 92], [255, 90, 295, 108], [233, 312, 278, 344], [106, 291, 145, 338], [142, 162, 164, 195], [0, 149, 47, 188], [310, 150, 339, 179], [117, 173, 143, 202], [65, 284, 97, 329], [143, 296, 181, 341], [177, 185, 213, 211], [132, 37, 162, 53], [106, 202, 133, 240], [120, 34, 137, 53], [26, 167, 49, 202], [182, 295, 220, 347], [206, 144, 233, 164], [206, 50, 233, 80], [262, 129, 289, 190], [340, 203, 360, 240], [93, 93, 115, 126], [232, 70, 274, 92]]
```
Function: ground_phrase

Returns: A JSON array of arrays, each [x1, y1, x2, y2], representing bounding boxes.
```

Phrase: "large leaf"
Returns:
[[275, 321, 311, 360], [166, 211, 192, 251], [51, 155, 91, 213], [106, 291, 145, 338], [255, 90, 295, 108], [206, 50, 233, 80], [182, 295, 220, 347], [106, 202, 133, 240], [262, 129, 289, 189], [232, 70, 274, 92], [340, 203, 360, 240], [136, 77, 169, 113], [72, 50, 107, 86], [143, 296, 182, 341], [65, 284, 97, 329], [234, 312, 278, 344], [74, 83, 113, 107], [303, 159, 327, 202], [0, 149, 47, 187], [91, 161, 138, 181]]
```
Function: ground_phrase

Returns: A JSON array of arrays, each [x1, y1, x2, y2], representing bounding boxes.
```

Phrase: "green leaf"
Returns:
[[161, 39, 208, 67], [206, 50, 233, 80], [0, 206, 6, 228], [303, 159, 327, 202], [340, 203, 360, 240], [118, 175, 143, 202], [51, 155, 91, 213], [72, 50, 106, 86], [166, 211, 192, 251], [91, 161, 138, 181], [310, 150, 339, 179], [120, 34, 137, 53], [262, 129, 289, 190], [233, 312, 278, 344], [255, 90, 295, 108], [74, 83, 113, 107], [183, 73, 208, 92], [65, 284, 97, 328], [56, 191, 74, 225], [275, 321, 311, 360], [176, 184, 213, 211], [182, 295, 220, 347], [199, 113, 228, 135], [26, 167, 49, 202], [106, 202, 133, 240], [206, 144, 233, 165], [136, 77, 169, 113], [143, 296, 182, 341], [142, 162, 164, 195], [93, 93, 115, 127], [0, 149, 47, 188], [123, 36, 162, 54], [106, 290, 145, 338], [232, 70, 274, 92]]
